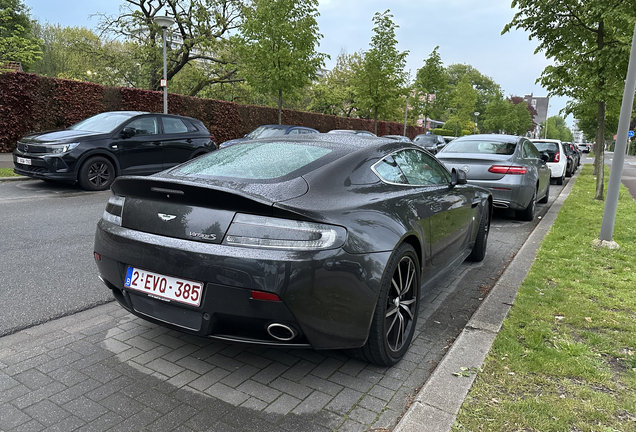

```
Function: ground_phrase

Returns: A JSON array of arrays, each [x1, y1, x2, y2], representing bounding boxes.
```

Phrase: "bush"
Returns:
[[0, 71, 428, 151]]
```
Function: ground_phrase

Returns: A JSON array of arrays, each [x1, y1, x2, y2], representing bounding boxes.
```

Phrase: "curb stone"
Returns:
[[393, 170, 579, 432]]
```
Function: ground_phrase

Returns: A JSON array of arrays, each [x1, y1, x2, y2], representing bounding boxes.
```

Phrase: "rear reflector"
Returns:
[[251, 290, 281, 301], [488, 165, 528, 175], [94, 252, 101, 261]]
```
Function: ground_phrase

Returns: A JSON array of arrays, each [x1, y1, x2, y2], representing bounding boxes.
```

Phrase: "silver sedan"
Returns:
[[436, 134, 551, 221]]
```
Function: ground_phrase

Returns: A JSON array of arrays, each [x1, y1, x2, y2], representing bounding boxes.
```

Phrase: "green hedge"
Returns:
[[0, 72, 427, 152]]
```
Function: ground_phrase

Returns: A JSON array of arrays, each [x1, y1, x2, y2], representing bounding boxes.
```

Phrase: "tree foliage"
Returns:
[[97, 0, 243, 93], [353, 10, 408, 134], [445, 63, 502, 125], [503, 0, 636, 199], [542, 115, 574, 141], [0, 0, 41, 69], [309, 51, 361, 117], [237, 0, 327, 124], [444, 76, 477, 136], [414, 46, 448, 131]]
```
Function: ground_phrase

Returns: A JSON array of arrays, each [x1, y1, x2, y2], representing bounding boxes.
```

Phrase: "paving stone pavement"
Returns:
[[0, 204, 549, 432]]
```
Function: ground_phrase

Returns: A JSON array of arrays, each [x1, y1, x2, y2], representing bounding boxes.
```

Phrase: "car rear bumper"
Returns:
[[547, 162, 566, 178], [465, 178, 531, 211], [94, 220, 390, 350]]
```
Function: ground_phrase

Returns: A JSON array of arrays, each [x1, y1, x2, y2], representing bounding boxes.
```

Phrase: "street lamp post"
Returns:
[[153, 15, 175, 114], [473, 112, 480, 134]]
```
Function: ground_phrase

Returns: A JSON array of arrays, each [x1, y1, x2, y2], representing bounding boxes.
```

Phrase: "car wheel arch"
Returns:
[[76, 150, 121, 179]]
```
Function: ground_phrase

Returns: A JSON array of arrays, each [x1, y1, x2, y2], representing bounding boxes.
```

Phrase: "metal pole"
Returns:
[[162, 26, 168, 114], [599, 20, 636, 241], [403, 94, 408, 136]]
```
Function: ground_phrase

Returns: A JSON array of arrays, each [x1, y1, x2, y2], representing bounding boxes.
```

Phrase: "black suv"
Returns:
[[13, 111, 216, 191], [413, 134, 446, 154]]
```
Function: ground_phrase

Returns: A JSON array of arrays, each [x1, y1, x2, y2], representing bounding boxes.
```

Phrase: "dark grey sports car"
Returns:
[[94, 134, 492, 365]]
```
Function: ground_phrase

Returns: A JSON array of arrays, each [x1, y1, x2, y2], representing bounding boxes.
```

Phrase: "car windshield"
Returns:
[[533, 142, 559, 152], [413, 135, 436, 144], [173, 141, 332, 180], [443, 139, 517, 155], [68, 112, 138, 133], [246, 126, 287, 139]]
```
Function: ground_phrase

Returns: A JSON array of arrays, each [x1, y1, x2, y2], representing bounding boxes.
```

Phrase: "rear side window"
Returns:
[[173, 141, 332, 180], [126, 117, 158, 135], [373, 149, 451, 186], [162, 117, 189, 134], [533, 142, 559, 153]]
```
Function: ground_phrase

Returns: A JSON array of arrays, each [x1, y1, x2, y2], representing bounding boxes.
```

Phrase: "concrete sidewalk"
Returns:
[[1, 152, 13, 169]]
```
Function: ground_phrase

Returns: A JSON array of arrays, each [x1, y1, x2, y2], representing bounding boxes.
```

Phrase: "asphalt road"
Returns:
[[0, 179, 113, 336]]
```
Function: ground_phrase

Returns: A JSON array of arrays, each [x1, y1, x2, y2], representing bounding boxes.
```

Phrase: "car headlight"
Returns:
[[224, 214, 347, 250], [46, 143, 80, 154], [102, 196, 125, 226]]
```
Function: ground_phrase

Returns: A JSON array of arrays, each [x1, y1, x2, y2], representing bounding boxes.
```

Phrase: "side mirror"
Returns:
[[121, 127, 136, 139], [540, 152, 549, 162], [451, 168, 467, 187]]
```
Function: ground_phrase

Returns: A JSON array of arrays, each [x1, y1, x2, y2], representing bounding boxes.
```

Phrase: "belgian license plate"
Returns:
[[124, 267, 203, 307], [17, 157, 31, 165]]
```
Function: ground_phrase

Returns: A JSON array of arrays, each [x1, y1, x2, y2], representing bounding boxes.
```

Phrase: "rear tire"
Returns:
[[516, 190, 535, 221], [468, 205, 489, 262], [556, 172, 564, 185], [538, 182, 549, 204], [349, 243, 420, 366], [78, 156, 115, 191]]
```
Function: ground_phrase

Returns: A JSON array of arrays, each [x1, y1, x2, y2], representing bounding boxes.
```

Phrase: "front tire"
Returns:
[[78, 156, 115, 191], [350, 243, 420, 366]]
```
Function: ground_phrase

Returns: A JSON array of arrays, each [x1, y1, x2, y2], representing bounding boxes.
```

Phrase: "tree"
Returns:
[[237, 0, 327, 124], [353, 10, 408, 134], [0, 0, 41, 69], [97, 0, 243, 93], [503, 0, 636, 200], [444, 63, 502, 126], [414, 46, 449, 131], [542, 115, 574, 141], [482, 97, 513, 133], [445, 76, 477, 136], [309, 51, 362, 117]]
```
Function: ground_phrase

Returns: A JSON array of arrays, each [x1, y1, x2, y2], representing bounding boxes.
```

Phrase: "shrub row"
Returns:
[[0, 72, 426, 152]]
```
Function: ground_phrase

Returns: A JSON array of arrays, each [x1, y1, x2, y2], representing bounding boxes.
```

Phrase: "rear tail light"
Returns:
[[103, 195, 125, 226], [224, 214, 347, 250], [488, 165, 528, 175], [554, 152, 560, 163]]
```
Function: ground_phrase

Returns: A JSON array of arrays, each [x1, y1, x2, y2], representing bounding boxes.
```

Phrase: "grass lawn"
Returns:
[[453, 165, 636, 432], [0, 168, 20, 177]]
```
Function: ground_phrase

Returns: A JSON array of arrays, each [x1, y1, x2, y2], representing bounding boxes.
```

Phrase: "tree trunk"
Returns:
[[374, 107, 378, 135], [278, 90, 283, 125], [594, 100, 606, 200]]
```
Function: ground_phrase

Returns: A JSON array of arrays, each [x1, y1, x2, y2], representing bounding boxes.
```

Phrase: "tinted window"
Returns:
[[444, 139, 517, 155], [173, 141, 332, 180], [162, 117, 189, 134], [373, 156, 408, 184], [523, 141, 540, 158], [126, 117, 158, 135], [69, 112, 136, 133], [374, 149, 451, 186], [533, 142, 559, 153], [413, 135, 436, 144], [288, 129, 300, 135]]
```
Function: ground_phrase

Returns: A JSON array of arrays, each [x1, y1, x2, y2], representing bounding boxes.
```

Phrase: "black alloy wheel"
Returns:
[[350, 243, 420, 366], [79, 156, 115, 191]]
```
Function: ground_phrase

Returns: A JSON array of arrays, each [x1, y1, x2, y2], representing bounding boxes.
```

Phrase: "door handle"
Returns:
[[186, 139, 193, 144], [153, 142, 161, 146]]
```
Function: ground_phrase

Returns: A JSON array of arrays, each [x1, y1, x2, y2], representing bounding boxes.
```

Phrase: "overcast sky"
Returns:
[[23, 0, 572, 126]]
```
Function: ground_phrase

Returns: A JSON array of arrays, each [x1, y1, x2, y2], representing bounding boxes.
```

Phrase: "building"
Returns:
[[524, 94, 549, 138], [571, 120, 586, 144]]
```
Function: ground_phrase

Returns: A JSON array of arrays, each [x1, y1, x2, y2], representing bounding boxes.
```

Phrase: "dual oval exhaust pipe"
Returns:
[[267, 323, 297, 341]]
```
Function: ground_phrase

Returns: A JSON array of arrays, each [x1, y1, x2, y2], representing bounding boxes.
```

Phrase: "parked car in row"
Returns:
[[219, 124, 318, 149], [530, 139, 568, 185], [13, 111, 217, 191], [561, 142, 579, 175], [382, 135, 413, 143], [437, 134, 550, 221], [94, 134, 492, 365], [412, 134, 446, 154], [328, 129, 377, 136], [577, 143, 591, 153]]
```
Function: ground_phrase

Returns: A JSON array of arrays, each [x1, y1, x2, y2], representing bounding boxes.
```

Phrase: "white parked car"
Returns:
[[530, 139, 567, 185]]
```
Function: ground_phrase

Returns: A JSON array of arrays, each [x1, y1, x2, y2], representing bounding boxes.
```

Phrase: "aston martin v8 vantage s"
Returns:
[[94, 134, 492, 365]]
